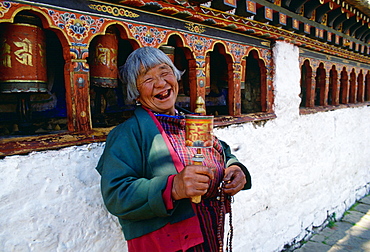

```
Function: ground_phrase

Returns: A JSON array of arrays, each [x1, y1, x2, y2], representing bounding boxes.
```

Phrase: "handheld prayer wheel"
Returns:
[[90, 27, 119, 88], [185, 114, 214, 203], [0, 16, 47, 93]]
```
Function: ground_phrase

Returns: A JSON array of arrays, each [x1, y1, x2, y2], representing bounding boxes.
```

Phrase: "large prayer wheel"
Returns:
[[0, 17, 47, 93], [90, 28, 118, 88]]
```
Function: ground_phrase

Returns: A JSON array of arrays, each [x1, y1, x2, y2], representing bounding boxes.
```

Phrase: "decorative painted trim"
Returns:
[[128, 24, 167, 46], [88, 4, 139, 18], [227, 42, 245, 63], [184, 34, 213, 54], [70, 47, 89, 72], [185, 22, 206, 34], [0, 1, 12, 18], [43, 8, 105, 43]]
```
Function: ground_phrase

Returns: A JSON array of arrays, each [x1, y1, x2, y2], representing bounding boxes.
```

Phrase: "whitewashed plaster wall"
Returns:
[[215, 41, 370, 251], [0, 143, 127, 252], [0, 41, 369, 252]]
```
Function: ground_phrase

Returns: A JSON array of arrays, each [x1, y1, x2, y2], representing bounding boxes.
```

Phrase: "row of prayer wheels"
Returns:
[[0, 13, 177, 129], [0, 17, 176, 94]]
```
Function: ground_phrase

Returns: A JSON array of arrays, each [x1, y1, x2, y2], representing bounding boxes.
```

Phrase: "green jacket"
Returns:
[[96, 106, 251, 240]]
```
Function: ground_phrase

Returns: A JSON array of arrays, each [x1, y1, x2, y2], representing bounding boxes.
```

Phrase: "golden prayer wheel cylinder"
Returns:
[[159, 45, 175, 63], [0, 19, 48, 93], [185, 114, 214, 203], [90, 30, 118, 88], [185, 115, 214, 148]]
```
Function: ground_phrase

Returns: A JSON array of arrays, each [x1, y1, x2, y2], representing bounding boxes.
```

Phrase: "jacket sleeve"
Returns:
[[96, 122, 173, 221], [220, 140, 252, 190]]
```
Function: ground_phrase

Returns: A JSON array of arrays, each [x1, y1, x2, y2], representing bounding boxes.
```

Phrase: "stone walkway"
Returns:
[[294, 194, 370, 252]]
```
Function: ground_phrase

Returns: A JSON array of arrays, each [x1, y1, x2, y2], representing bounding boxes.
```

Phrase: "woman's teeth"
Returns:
[[155, 90, 170, 100]]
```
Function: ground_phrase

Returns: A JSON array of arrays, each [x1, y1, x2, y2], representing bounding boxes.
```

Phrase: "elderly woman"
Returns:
[[96, 47, 251, 252]]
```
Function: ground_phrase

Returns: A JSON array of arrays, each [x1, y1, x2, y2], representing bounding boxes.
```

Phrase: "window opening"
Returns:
[[242, 50, 263, 114], [357, 70, 364, 103], [206, 46, 229, 116], [89, 27, 135, 128], [300, 60, 312, 107], [174, 47, 191, 110], [366, 70, 370, 101], [165, 35, 192, 110], [315, 63, 326, 106], [349, 68, 357, 103], [0, 12, 66, 137], [339, 67, 348, 104], [328, 65, 339, 105]]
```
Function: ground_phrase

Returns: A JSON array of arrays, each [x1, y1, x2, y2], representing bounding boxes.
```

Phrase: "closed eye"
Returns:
[[142, 78, 154, 85], [160, 71, 170, 77]]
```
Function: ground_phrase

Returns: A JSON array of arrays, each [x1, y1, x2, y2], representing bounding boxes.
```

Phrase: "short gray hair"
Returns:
[[119, 47, 183, 103]]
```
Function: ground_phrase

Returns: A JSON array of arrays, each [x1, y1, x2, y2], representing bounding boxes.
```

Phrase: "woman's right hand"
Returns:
[[171, 165, 215, 200]]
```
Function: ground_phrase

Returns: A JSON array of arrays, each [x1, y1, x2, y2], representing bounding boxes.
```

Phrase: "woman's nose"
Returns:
[[154, 76, 166, 87]]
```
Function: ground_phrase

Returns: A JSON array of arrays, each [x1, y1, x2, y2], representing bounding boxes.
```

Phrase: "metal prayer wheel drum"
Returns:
[[90, 28, 118, 88], [185, 114, 214, 204], [159, 45, 175, 63], [185, 115, 214, 148], [0, 17, 48, 93]]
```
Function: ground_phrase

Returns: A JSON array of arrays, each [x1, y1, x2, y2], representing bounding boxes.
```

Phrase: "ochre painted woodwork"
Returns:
[[0, 0, 369, 156]]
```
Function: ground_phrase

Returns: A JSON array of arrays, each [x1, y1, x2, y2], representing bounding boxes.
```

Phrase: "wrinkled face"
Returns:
[[136, 63, 179, 115]]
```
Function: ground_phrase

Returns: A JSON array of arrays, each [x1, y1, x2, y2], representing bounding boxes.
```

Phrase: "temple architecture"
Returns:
[[0, 0, 369, 251]]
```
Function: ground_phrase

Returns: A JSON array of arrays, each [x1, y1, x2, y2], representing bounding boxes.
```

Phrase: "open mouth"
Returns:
[[154, 89, 171, 100]]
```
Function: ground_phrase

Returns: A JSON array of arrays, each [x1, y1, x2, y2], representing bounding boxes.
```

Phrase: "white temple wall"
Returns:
[[0, 41, 369, 252]]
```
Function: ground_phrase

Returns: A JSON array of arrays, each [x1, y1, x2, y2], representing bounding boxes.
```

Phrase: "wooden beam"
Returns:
[[304, 0, 324, 19]]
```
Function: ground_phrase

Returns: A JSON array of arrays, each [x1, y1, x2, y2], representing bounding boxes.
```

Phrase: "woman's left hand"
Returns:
[[223, 165, 246, 196]]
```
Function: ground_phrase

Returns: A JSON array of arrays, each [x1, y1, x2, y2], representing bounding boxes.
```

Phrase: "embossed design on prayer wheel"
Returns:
[[90, 28, 118, 88], [185, 114, 214, 148], [185, 114, 214, 204], [0, 19, 47, 93]]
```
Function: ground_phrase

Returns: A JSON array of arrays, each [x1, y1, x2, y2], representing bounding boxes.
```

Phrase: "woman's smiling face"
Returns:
[[136, 63, 179, 115]]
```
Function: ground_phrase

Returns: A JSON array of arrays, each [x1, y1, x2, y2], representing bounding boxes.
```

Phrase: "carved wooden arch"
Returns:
[[214, 43, 236, 115], [329, 64, 340, 105], [300, 59, 314, 107], [18, 7, 119, 130], [87, 23, 141, 126], [90, 22, 130, 42], [204, 42, 235, 115], [162, 33, 198, 111], [1, 7, 71, 61], [366, 70, 370, 101], [243, 49, 268, 112], [163, 34, 196, 67], [354, 67, 367, 103], [1, 9, 67, 65], [244, 46, 269, 66], [339, 66, 349, 104], [349, 67, 358, 103], [0, 8, 77, 129], [86, 21, 141, 50], [202, 40, 235, 68], [357, 69, 365, 102], [310, 58, 322, 70], [88, 22, 141, 67], [315, 62, 327, 106]]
